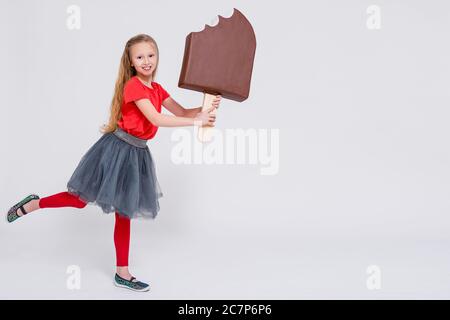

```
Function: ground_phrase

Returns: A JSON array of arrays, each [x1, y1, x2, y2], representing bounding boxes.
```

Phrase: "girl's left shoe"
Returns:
[[114, 273, 150, 292], [6, 194, 40, 223]]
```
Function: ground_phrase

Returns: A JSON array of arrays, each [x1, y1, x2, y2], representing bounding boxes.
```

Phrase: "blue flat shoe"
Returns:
[[6, 194, 40, 223], [114, 273, 150, 292]]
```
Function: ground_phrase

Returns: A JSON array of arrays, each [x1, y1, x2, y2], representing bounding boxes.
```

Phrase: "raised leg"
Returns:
[[16, 191, 87, 217], [39, 191, 87, 209]]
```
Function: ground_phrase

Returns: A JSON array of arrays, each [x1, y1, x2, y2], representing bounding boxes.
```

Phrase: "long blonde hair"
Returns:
[[100, 34, 159, 134]]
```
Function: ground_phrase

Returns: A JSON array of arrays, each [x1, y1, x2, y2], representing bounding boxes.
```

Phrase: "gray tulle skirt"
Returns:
[[66, 127, 163, 220]]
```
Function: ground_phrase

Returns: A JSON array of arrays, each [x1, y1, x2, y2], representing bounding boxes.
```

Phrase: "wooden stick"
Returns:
[[198, 93, 217, 142]]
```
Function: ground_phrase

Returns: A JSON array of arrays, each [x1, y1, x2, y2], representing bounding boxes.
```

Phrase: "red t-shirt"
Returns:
[[117, 75, 170, 140]]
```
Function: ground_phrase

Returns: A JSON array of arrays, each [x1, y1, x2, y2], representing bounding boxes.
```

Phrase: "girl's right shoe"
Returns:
[[6, 194, 40, 223], [114, 273, 150, 292]]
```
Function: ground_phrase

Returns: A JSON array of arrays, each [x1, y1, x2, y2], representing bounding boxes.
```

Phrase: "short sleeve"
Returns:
[[158, 83, 170, 102], [123, 79, 148, 104]]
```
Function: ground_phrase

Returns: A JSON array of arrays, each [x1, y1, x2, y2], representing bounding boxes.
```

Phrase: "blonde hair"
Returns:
[[100, 34, 160, 134]]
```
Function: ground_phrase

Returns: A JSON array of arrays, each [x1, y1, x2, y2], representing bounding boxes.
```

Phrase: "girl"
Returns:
[[6, 34, 221, 292]]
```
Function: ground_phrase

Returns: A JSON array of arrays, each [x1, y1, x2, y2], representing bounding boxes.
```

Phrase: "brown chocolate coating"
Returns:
[[178, 8, 256, 102]]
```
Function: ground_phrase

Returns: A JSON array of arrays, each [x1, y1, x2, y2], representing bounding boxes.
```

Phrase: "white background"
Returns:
[[1, 0, 449, 299]]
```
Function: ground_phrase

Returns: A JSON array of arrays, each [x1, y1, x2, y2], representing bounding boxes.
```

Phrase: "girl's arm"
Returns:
[[162, 97, 201, 118], [183, 107, 203, 118], [163, 96, 222, 118], [135, 98, 215, 128]]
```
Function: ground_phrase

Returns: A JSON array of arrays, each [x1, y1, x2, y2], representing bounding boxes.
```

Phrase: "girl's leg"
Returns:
[[16, 191, 87, 216], [39, 191, 87, 209], [40, 195, 134, 279], [114, 212, 133, 280], [20, 194, 134, 279]]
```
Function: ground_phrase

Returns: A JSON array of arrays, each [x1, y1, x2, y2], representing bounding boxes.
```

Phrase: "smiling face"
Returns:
[[129, 41, 158, 81]]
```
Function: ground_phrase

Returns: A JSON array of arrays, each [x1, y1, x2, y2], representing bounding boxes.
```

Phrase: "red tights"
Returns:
[[38, 191, 130, 267]]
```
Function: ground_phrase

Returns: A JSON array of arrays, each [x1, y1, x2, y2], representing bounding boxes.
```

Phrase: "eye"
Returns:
[[137, 56, 142, 59]]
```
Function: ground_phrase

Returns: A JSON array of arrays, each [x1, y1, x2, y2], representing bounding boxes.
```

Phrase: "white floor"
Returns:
[[1, 209, 449, 300]]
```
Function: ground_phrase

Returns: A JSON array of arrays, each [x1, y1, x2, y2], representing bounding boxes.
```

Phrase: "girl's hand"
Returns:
[[212, 95, 222, 109], [194, 105, 216, 127]]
